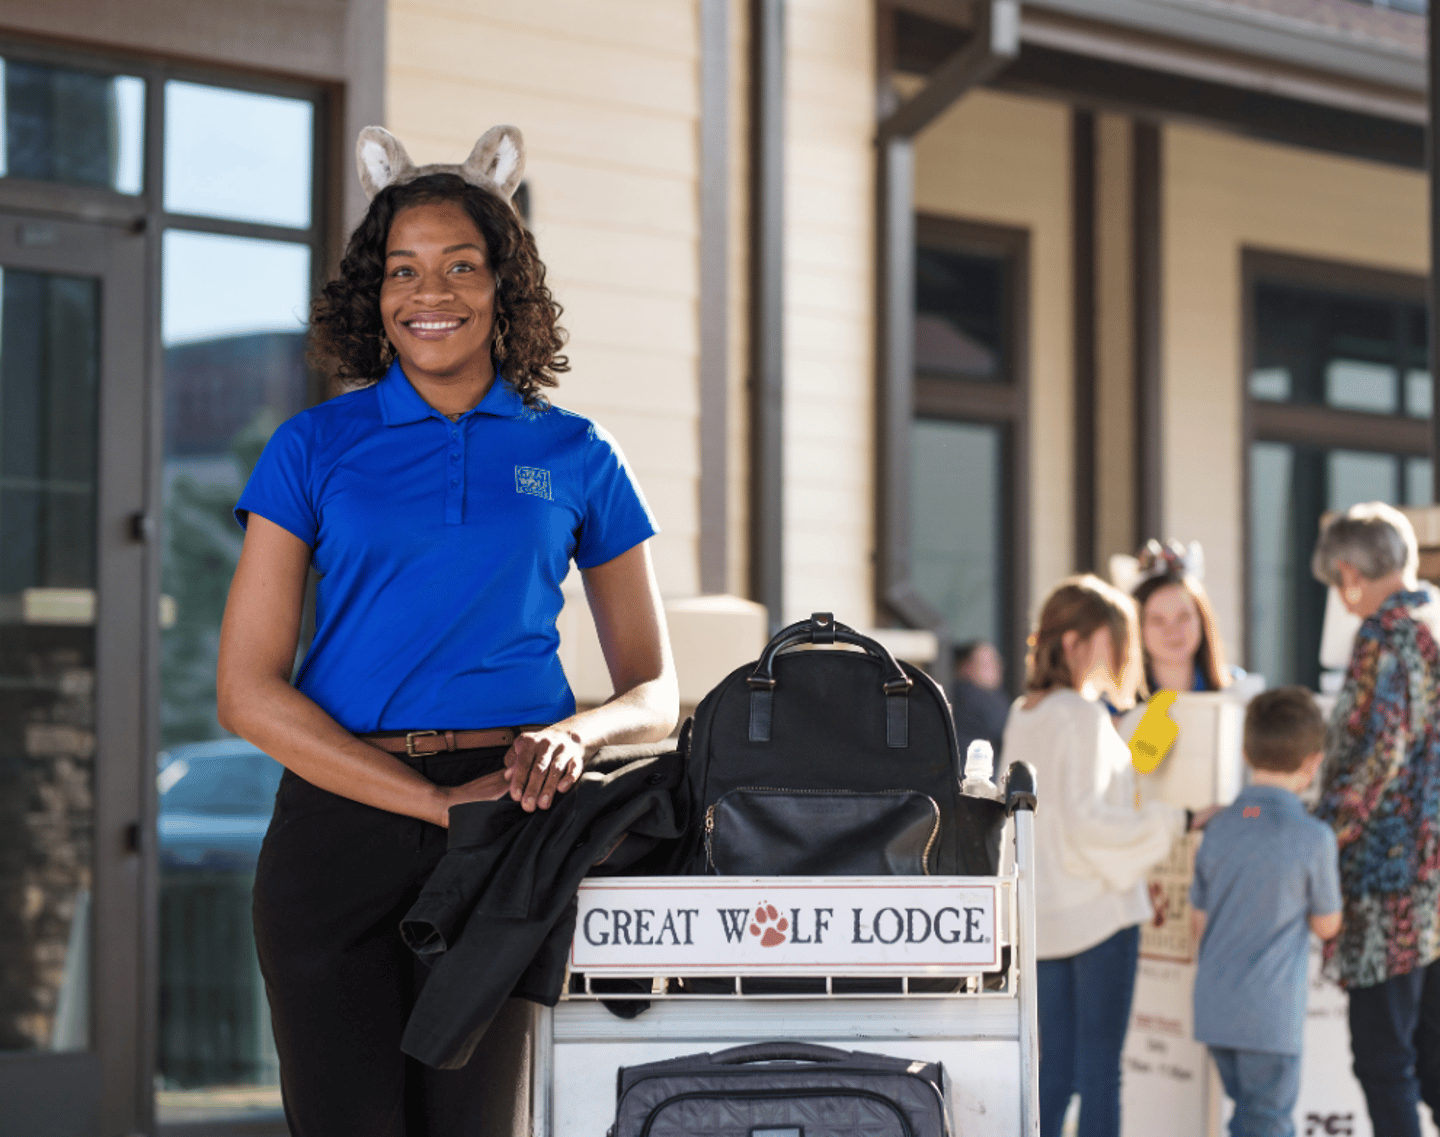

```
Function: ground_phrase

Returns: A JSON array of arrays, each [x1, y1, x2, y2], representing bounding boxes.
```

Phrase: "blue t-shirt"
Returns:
[[1190, 784, 1341, 1055], [234, 362, 658, 732]]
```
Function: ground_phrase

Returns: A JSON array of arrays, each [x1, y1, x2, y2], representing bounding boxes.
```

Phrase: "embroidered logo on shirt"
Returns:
[[514, 466, 552, 500], [1243, 806, 1260, 818]]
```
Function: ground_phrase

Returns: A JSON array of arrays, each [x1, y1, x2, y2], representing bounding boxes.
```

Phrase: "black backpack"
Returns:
[[675, 613, 1005, 879]]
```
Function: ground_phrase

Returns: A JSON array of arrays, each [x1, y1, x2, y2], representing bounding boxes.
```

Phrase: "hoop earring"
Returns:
[[1344, 585, 1363, 606], [493, 314, 510, 361]]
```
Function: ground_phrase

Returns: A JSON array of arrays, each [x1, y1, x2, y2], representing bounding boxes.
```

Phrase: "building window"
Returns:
[[156, 75, 322, 1126], [1245, 251, 1428, 691], [910, 216, 1027, 688], [0, 35, 326, 1130], [0, 56, 144, 193]]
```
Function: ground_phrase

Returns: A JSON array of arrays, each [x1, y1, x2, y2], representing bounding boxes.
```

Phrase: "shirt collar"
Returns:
[[375, 360, 528, 425], [1238, 783, 1304, 810], [1377, 583, 1435, 617]]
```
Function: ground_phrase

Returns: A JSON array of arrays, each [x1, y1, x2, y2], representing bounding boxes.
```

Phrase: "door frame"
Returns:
[[0, 212, 151, 1137]]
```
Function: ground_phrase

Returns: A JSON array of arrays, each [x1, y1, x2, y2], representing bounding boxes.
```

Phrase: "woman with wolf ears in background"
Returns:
[[1112, 539, 1241, 695], [1001, 575, 1217, 1137], [215, 126, 677, 1137]]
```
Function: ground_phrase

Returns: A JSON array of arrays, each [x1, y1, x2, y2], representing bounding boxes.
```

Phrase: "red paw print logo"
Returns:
[[749, 903, 788, 947]]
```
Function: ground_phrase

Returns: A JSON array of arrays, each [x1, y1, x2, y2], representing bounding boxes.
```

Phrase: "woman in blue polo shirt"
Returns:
[[215, 126, 678, 1137]]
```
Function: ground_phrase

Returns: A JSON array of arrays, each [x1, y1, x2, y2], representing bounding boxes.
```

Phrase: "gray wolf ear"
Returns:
[[461, 125, 525, 201], [356, 126, 416, 199]]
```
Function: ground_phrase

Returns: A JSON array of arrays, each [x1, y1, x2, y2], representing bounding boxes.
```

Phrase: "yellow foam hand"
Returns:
[[1130, 689, 1180, 774]]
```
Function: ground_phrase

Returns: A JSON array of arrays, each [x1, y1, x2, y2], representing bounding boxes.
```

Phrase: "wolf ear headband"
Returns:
[[356, 124, 525, 203], [1109, 538, 1205, 597]]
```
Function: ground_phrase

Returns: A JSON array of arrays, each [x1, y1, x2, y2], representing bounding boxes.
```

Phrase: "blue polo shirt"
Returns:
[[1189, 784, 1341, 1055], [234, 362, 657, 733]]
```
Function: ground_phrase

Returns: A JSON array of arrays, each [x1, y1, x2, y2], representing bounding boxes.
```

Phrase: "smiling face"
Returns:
[[1141, 582, 1203, 671], [380, 199, 497, 386]]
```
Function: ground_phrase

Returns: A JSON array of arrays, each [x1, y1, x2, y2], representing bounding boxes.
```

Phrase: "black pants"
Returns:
[[253, 745, 530, 1137], [1347, 958, 1440, 1137]]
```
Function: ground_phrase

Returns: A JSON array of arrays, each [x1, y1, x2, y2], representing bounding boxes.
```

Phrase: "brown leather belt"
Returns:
[[363, 727, 525, 758]]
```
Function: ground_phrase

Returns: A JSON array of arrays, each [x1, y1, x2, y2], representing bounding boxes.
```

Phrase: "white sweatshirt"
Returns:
[[1001, 688, 1184, 960]]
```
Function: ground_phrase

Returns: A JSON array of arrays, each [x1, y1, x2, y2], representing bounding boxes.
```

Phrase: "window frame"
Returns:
[[1241, 246, 1428, 685], [0, 32, 330, 1137], [879, 212, 1030, 692]]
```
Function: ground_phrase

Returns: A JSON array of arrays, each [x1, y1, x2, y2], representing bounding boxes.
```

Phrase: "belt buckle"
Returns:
[[405, 730, 439, 757]]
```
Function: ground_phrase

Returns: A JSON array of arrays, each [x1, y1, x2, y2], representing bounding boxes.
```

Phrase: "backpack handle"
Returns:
[[746, 613, 913, 747]]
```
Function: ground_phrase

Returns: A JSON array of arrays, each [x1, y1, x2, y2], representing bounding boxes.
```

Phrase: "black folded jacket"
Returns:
[[399, 745, 688, 1069]]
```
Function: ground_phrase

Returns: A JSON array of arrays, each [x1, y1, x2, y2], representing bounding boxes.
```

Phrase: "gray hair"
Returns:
[[1311, 502, 1418, 586]]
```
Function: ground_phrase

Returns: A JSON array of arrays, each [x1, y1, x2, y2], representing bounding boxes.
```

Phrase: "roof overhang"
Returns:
[[886, 0, 1426, 168], [1023, 0, 1424, 94]]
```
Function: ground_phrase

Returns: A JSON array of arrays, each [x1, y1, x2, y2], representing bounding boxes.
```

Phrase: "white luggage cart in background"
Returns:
[[529, 770, 1041, 1137]]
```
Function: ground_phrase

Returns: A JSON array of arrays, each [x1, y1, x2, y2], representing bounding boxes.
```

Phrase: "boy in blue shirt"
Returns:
[[1190, 686, 1342, 1137]]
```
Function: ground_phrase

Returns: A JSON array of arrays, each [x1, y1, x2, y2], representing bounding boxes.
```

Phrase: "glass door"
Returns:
[[0, 214, 148, 1136]]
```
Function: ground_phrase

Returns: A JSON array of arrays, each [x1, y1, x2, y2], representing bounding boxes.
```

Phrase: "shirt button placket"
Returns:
[[445, 422, 464, 524]]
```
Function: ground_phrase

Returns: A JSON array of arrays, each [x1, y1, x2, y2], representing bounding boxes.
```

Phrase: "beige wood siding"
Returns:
[[387, 0, 704, 596], [781, 0, 877, 625], [914, 90, 1075, 627], [1163, 123, 1428, 663]]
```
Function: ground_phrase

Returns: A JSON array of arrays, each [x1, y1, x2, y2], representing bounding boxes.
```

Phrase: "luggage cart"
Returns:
[[529, 768, 1040, 1137]]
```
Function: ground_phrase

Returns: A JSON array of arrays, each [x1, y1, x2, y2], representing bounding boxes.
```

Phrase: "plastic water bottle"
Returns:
[[962, 739, 1001, 801]]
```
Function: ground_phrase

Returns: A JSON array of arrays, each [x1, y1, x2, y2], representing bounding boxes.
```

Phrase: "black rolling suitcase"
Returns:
[[676, 613, 1006, 879], [610, 1041, 949, 1137]]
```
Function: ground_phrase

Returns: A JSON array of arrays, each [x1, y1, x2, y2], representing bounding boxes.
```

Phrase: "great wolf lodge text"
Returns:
[[569, 879, 1002, 974]]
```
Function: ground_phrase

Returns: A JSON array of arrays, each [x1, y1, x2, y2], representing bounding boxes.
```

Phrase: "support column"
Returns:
[[1094, 114, 1138, 570], [748, 0, 785, 628], [1133, 119, 1164, 544], [699, 0, 731, 595], [873, 0, 1018, 633], [1072, 108, 1098, 573]]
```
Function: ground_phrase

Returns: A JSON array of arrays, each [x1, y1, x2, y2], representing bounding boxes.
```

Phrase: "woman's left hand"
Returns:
[[504, 727, 588, 811]]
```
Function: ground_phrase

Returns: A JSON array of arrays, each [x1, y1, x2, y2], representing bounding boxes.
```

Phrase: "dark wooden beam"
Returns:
[[1002, 45, 1424, 172], [913, 374, 1024, 421], [1133, 119, 1163, 544], [699, 0, 730, 595], [749, 0, 785, 629], [876, 133, 926, 626], [1251, 402, 1431, 454], [877, 0, 1019, 142], [893, 10, 1424, 171], [1073, 109, 1098, 573]]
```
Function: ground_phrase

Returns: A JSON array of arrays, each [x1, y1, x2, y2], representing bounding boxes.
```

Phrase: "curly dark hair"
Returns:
[[309, 173, 568, 405]]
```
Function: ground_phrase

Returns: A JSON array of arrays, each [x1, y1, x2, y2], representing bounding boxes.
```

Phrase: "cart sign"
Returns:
[[571, 876, 1001, 975]]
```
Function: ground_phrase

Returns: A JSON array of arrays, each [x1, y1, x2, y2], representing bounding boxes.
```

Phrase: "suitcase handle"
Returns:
[[746, 613, 913, 748], [710, 1041, 853, 1066]]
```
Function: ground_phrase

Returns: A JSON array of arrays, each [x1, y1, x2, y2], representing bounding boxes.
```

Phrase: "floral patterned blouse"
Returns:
[[1316, 586, 1440, 989]]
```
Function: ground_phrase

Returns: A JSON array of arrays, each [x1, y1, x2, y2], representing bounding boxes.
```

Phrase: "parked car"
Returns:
[[157, 738, 283, 872]]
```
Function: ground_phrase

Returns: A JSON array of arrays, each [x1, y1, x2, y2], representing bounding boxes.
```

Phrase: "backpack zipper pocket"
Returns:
[[703, 786, 940, 876]]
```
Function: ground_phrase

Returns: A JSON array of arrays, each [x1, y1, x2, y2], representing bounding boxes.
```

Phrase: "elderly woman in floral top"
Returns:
[[1312, 501, 1440, 1137]]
